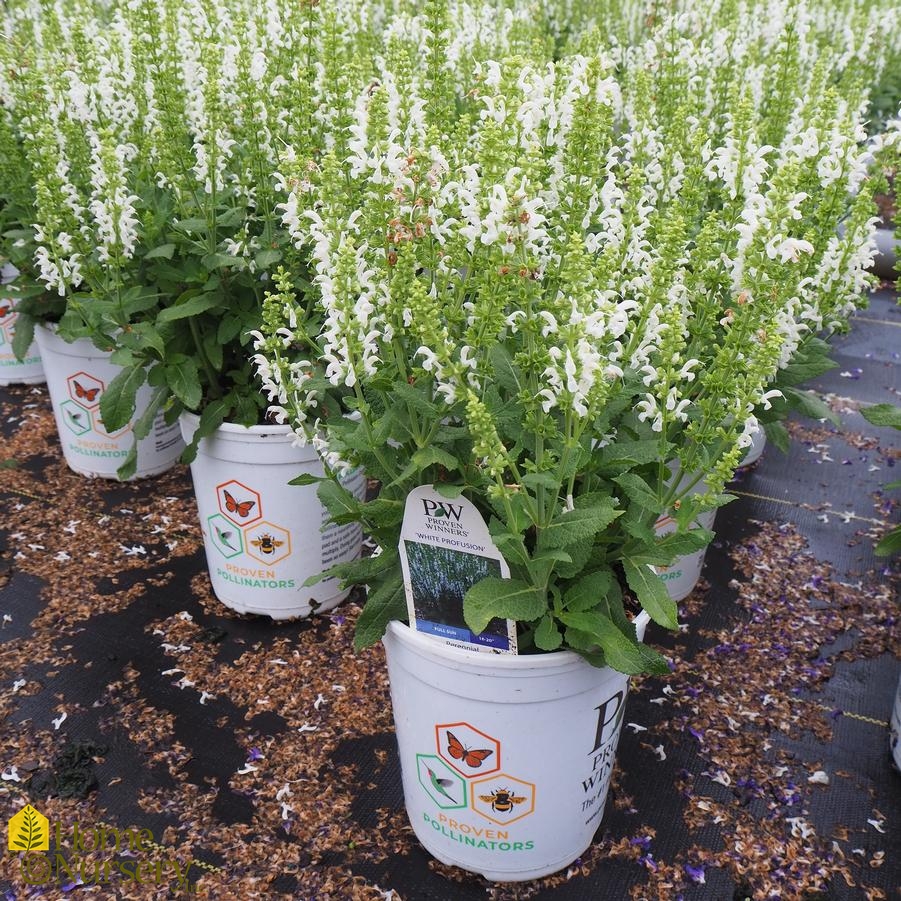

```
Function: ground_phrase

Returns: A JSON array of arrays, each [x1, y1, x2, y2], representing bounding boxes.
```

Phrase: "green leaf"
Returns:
[[308, 547, 399, 588], [860, 403, 901, 430], [525, 548, 573, 586], [463, 578, 547, 634], [318, 478, 364, 526], [289, 472, 324, 487], [173, 217, 208, 234], [534, 614, 563, 650], [488, 343, 523, 394], [164, 357, 202, 409], [763, 420, 790, 453], [521, 471, 559, 492], [178, 393, 234, 470], [11, 312, 35, 361], [255, 248, 282, 269], [538, 496, 620, 552], [145, 243, 176, 260], [158, 291, 221, 323], [361, 497, 405, 530], [875, 527, 901, 556], [778, 350, 836, 386], [391, 380, 440, 418], [613, 472, 663, 515], [115, 442, 139, 481], [122, 322, 165, 358], [622, 558, 678, 630], [133, 385, 167, 441], [217, 207, 245, 227], [643, 527, 713, 562], [433, 483, 464, 499], [354, 573, 406, 650], [558, 610, 652, 675], [0, 458, 18, 470], [194, 397, 231, 441], [596, 439, 662, 470], [100, 364, 146, 432], [388, 445, 461, 488], [217, 312, 247, 345], [563, 570, 615, 613], [784, 388, 839, 425], [202, 252, 240, 271], [488, 523, 531, 569], [412, 446, 460, 472]]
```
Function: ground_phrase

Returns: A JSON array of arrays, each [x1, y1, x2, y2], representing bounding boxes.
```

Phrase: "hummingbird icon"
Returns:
[[426, 766, 456, 803], [215, 525, 237, 551]]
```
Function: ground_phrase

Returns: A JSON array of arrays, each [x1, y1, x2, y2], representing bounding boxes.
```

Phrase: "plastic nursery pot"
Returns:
[[891, 671, 901, 773], [870, 226, 898, 282], [738, 429, 767, 469], [382, 612, 650, 882], [180, 413, 366, 619], [0, 265, 44, 386], [34, 324, 183, 478], [653, 464, 717, 603]]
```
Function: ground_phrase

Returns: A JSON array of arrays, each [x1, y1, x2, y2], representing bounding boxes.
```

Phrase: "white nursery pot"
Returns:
[[738, 429, 766, 468], [383, 612, 650, 882], [653, 465, 717, 602], [891, 671, 901, 772], [34, 324, 183, 478], [0, 266, 44, 386], [180, 413, 366, 619]]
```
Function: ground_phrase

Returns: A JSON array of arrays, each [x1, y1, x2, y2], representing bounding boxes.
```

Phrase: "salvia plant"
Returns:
[[0, 0, 601, 476], [254, 1, 888, 672]]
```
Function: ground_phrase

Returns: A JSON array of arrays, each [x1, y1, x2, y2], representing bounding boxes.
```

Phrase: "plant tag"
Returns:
[[399, 485, 517, 654]]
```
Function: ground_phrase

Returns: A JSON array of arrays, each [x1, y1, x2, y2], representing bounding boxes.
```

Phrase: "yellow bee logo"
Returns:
[[479, 788, 526, 814], [251, 533, 284, 556]]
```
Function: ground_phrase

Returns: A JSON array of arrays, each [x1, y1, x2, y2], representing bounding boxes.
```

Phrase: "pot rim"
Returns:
[[384, 610, 651, 673], [34, 321, 113, 354], [179, 409, 299, 441]]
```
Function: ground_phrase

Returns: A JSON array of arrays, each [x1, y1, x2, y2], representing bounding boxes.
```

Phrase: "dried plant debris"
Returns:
[[1, 383, 899, 900]]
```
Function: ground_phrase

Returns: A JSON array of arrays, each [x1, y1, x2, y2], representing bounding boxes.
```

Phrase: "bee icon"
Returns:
[[251, 533, 284, 556], [480, 788, 526, 814]]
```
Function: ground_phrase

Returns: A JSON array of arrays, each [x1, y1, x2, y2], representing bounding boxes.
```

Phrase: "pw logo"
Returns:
[[8, 804, 49, 851], [422, 499, 463, 521]]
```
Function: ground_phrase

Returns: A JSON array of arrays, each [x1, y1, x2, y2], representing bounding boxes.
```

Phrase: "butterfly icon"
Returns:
[[446, 731, 493, 768], [223, 489, 255, 518], [73, 379, 101, 403]]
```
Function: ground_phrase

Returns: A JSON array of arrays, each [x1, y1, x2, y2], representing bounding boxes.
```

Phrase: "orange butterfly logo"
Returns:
[[73, 380, 100, 402], [224, 489, 255, 518], [446, 731, 493, 768]]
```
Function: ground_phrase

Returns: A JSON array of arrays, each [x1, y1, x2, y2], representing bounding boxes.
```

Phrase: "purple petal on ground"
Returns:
[[685, 863, 706, 884]]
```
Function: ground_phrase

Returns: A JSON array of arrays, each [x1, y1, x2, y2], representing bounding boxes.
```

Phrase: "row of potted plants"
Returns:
[[2, 0, 898, 881], [0, 0, 577, 614]]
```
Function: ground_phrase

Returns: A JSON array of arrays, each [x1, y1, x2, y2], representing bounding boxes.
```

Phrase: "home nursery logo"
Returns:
[[6, 804, 201, 891], [8, 805, 49, 851]]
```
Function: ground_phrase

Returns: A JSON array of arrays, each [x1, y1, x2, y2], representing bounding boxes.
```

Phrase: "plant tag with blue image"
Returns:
[[399, 485, 517, 654]]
